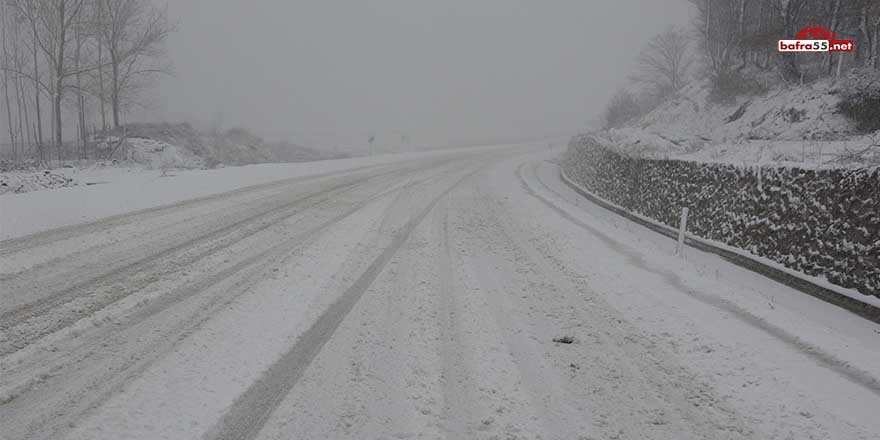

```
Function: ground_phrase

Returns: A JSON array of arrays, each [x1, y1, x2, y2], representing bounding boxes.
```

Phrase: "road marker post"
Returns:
[[675, 207, 689, 257]]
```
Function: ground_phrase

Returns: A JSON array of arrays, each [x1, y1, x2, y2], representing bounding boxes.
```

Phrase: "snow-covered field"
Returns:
[[1, 146, 877, 440]]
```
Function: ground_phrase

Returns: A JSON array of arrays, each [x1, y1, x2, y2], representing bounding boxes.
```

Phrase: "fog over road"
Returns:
[[1, 147, 878, 440]]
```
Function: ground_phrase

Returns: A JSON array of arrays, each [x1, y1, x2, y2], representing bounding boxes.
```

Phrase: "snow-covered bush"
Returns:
[[563, 135, 879, 297], [603, 91, 643, 129], [708, 69, 767, 103]]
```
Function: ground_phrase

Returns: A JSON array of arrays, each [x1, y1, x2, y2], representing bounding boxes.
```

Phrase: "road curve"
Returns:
[[1, 147, 878, 440]]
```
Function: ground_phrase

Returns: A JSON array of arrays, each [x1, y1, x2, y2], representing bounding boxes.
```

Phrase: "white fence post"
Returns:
[[675, 207, 689, 257], [757, 166, 763, 193]]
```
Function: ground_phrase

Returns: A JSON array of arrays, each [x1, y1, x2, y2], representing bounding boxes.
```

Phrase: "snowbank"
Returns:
[[0, 170, 77, 195]]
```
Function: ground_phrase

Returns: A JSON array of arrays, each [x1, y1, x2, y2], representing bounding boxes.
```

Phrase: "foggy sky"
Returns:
[[135, 0, 692, 150]]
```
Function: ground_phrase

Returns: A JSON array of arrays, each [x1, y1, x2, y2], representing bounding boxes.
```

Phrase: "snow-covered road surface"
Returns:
[[1, 147, 878, 440]]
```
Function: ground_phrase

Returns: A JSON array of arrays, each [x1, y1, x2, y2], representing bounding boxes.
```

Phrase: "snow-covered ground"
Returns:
[[0, 137, 206, 196], [1, 146, 877, 440]]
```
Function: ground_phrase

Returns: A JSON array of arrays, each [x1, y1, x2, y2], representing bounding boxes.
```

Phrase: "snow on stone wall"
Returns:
[[563, 135, 879, 297]]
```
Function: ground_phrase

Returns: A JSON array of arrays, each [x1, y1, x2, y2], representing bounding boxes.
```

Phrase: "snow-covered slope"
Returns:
[[596, 77, 879, 168], [0, 139, 203, 196], [126, 137, 206, 170], [123, 123, 330, 167], [0, 124, 338, 195]]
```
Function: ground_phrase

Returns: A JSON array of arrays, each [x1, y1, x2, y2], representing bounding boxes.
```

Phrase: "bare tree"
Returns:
[[12, 0, 87, 160], [1, 0, 175, 162], [630, 27, 693, 99], [8, 14, 34, 156], [854, 0, 880, 68], [94, 0, 171, 130], [10, 0, 48, 160], [2, 0, 38, 163], [690, 0, 739, 78], [72, 1, 88, 158], [1, 2, 17, 158], [93, 0, 107, 134], [603, 90, 642, 129]]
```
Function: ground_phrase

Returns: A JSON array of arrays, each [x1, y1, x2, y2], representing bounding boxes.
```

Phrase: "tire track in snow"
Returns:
[[0, 172, 356, 278], [205, 162, 491, 440], [0, 162, 456, 440], [478, 171, 755, 439], [2, 175, 416, 396], [435, 196, 483, 438], [0, 167, 418, 356], [0, 162, 392, 255]]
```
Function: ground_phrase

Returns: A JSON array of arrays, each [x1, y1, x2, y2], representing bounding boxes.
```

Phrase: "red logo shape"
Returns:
[[794, 26, 836, 40]]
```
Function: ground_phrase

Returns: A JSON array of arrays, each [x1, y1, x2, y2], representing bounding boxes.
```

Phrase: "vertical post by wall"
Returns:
[[757, 165, 763, 193], [675, 207, 690, 257]]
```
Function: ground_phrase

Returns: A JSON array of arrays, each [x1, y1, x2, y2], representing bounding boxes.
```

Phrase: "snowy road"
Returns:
[[1, 147, 879, 440]]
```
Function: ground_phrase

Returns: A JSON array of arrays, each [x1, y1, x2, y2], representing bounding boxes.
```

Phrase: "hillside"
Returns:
[[594, 71, 880, 169], [122, 123, 332, 167], [0, 123, 340, 195]]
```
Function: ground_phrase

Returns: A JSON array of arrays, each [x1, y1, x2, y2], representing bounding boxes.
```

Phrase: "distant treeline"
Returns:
[[0, 0, 172, 164], [693, 0, 879, 89], [604, 0, 880, 128]]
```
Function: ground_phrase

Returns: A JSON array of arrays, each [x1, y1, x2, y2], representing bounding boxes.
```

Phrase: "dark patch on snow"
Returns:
[[782, 107, 807, 123], [725, 100, 751, 123]]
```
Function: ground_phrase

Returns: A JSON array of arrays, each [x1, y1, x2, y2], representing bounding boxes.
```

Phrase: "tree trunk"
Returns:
[[54, 2, 67, 162], [75, 16, 85, 159], [111, 59, 120, 130], [781, 1, 802, 82], [706, 0, 712, 71], [739, 0, 747, 68], [2, 62, 15, 157], [1, 8, 16, 157], [18, 75, 30, 155], [98, 34, 107, 134], [54, 87, 62, 160], [860, 6, 874, 68], [13, 74, 25, 162], [874, 15, 880, 68], [825, 0, 841, 75], [32, 19, 43, 161]]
